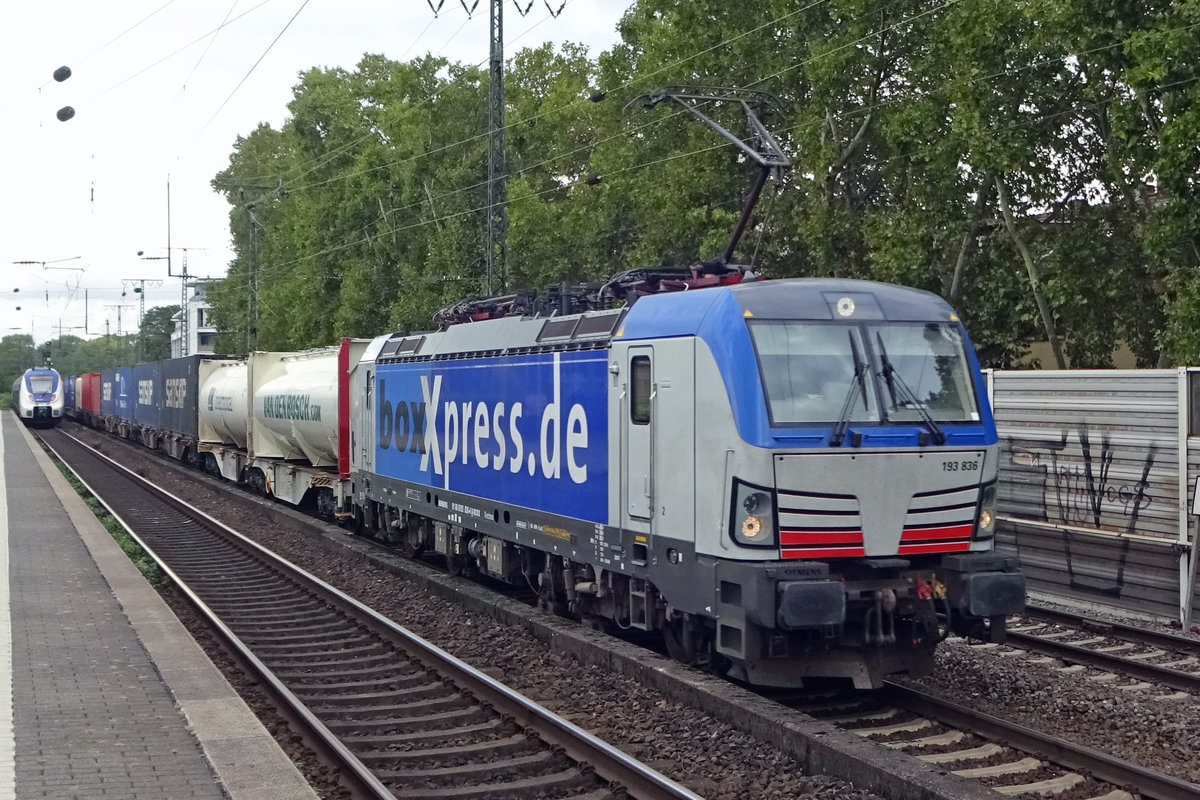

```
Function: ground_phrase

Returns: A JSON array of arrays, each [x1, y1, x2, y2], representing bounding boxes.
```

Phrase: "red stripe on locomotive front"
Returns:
[[781, 546, 867, 559], [898, 523, 974, 542], [898, 541, 972, 554], [780, 530, 864, 545]]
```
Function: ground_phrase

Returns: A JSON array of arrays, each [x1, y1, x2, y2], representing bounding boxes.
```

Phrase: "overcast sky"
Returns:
[[0, 0, 629, 345]]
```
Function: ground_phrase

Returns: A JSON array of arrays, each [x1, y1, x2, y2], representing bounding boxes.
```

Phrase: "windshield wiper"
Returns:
[[875, 332, 946, 445], [830, 332, 870, 447]]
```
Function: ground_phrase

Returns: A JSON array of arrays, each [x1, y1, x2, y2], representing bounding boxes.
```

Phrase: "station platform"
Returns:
[[0, 413, 319, 800]]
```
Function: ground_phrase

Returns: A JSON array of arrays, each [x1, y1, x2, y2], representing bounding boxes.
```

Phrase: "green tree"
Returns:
[[0, 334, 38, 408], [204, 0, 1200, 368], [136, 305, 180, 362]]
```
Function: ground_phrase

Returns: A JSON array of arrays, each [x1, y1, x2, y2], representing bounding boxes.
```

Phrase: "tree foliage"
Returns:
[[206, 0, 1200, 366], [135, 305, 180, 362]]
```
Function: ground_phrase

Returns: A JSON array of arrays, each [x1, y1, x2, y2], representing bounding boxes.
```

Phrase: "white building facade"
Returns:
[[170, 279, 217, 358]]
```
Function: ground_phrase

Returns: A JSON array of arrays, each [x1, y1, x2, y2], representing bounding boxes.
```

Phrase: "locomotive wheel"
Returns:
[[404, 519, 426, 558], [664, 618, 698, 665]]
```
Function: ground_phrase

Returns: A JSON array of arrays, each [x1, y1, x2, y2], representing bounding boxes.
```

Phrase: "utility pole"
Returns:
[[105, 303, 135, 362], [486, 0, 507, 296], [179, 248, 190, 356], [246, 205, 261, 352], [122, 278, 164, 361], [425, 1, 566, 295]]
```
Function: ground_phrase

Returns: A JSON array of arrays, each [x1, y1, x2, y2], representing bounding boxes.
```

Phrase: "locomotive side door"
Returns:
[[624, 346, 654, 523]]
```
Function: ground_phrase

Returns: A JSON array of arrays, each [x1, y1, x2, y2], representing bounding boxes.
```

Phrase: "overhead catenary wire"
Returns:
[[172, 0, 244, 105], [186, 0, 313, 149], [94, 0, 277, 99]]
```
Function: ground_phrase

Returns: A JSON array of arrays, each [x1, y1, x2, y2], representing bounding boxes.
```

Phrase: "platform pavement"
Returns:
[[0, 413, 320, 800]]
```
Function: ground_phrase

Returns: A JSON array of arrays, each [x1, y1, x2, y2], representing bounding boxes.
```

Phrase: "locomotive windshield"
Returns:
[[748, 320, 980, 426], [27, 374, 56, 394]]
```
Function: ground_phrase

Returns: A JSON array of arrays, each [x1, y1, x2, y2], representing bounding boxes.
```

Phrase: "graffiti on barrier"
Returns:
[[1002, 425, 1157, 598]]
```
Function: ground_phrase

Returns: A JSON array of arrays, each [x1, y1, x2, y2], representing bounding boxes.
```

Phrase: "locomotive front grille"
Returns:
[[777, 488, 865, 559], [774, 451, 985, 559]]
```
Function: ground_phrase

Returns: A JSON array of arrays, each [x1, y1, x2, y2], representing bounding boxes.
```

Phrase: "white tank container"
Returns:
[[250, 348, 340, 466], [199, 361, 249, 448]]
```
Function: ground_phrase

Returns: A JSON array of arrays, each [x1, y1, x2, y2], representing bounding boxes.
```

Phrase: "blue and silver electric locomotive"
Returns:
[[349, 277, 1025, 688], [11, 367, 64, 427]]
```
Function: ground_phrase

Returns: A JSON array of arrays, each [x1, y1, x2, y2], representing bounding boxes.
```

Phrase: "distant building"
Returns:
[[170, 279, 217, 358]]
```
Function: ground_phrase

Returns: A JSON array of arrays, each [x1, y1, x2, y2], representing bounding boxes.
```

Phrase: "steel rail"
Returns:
[[882, 682, 1200, 800], [43, 428, 703, 800], [1004, 630, 1200, 695], [1024, 604, 1200, 654]]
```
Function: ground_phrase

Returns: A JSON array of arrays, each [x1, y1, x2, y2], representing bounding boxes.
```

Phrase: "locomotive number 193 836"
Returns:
[[942, 458, 980, 472]]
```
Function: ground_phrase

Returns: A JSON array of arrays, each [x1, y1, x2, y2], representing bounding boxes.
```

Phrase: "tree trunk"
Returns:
[[948, 173, 994, 303], [995, 178, 1067, 369]]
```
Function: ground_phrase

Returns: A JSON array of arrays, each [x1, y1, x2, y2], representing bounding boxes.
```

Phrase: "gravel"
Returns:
[[902, 636, 1200, 783]]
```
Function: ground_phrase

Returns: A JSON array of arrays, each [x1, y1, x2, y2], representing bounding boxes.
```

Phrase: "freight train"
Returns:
[[11, 366, 64, 427], [64, 276, 1024, 688]]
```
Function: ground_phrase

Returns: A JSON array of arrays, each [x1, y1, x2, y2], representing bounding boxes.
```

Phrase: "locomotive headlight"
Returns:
[[976, 481, 998, 539], [731, 481, 777, 547]]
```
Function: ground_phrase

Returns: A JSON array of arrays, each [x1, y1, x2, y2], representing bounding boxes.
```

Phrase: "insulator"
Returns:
[[53, 66, 72, 82], [56, 106, 75, 122]]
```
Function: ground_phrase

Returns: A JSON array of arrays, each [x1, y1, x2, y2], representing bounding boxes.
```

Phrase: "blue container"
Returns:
[[114, 367, 134, 422], [64, 376, 77, 410], [100, 369, 117, 417], [132, 361, 162, 430]]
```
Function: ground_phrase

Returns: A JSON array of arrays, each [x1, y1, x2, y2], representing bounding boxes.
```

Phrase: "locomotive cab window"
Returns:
[[748, 320, 980, 425], [631, 356, 651, 425], [867, 323, 980, 423], [748, 321, 875, 425]]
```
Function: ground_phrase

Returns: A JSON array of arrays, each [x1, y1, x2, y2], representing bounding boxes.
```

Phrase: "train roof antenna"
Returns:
[[634, 86, 791, 269]]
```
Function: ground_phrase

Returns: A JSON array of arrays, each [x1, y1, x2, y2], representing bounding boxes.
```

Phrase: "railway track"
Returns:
[[1003, 606, 1200, 695], [782, 681, 1200, 800], [46, 421, 1200, 800], [39, 427, 702, 800]]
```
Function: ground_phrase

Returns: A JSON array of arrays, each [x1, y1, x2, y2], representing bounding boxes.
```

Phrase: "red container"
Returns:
[[80, 372, 102, 415]]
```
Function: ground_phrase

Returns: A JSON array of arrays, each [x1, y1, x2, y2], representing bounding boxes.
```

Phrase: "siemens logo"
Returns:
[[373, 351, 607, 521]]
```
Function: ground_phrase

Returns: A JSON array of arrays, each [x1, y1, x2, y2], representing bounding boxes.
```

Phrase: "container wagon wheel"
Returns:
[[444, 553, 464, 577]]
